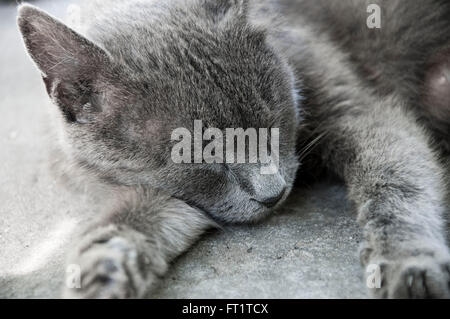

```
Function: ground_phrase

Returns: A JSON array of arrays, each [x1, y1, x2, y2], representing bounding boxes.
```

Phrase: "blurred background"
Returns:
[[0, 0, 367, 298]]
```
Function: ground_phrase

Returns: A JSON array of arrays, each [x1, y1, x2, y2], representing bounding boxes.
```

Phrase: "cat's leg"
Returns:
[[63, 188, 214, 299], [320, 96, 450, 298]]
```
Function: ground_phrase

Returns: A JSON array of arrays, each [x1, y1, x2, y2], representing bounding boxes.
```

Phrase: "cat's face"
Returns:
[[18, 1, 301, 223]]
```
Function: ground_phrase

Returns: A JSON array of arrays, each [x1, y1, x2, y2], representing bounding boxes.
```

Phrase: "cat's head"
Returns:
[[17, 1, 301, 223]]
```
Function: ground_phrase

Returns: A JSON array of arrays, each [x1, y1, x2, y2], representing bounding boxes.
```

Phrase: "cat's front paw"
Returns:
[[368, 253, 450, 299], [64, 236, 142, 299], [63, 222, 172, 300]]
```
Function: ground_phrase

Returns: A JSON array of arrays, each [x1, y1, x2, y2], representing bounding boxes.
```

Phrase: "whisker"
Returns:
[[297, 131, 328, 161]]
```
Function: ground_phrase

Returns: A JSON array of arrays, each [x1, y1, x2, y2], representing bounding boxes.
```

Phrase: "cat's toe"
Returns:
[[79, 258, 134, 299], [392, 259, 450, 299], [371, 256, 450, 299]]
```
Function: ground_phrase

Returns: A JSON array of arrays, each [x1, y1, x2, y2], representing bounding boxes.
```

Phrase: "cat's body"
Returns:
[[17, 0, 450, 298], [270, 0, 450, 153]]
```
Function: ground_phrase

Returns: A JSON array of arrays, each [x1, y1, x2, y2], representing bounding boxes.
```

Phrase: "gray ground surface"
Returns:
[[0, 1, 367, 298]]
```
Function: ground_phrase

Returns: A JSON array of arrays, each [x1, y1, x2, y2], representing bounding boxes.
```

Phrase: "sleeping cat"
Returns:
[[17, 0, 450, 298]]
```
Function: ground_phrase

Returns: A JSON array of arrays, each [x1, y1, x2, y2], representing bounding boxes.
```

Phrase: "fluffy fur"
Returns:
[[17, 0, 450, 298]]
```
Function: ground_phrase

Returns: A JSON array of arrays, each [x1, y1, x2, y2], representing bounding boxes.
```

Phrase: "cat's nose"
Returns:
[[256, 187, 287, 208]]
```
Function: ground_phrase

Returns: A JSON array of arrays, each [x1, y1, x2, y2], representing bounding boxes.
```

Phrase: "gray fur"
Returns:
[[17, 0, 450, 298], [63, 187, 214, 298]]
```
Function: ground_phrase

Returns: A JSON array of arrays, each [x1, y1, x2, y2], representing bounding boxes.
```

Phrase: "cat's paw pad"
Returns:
[[370, 256, 450, 299], [64, 236, 142, 299]]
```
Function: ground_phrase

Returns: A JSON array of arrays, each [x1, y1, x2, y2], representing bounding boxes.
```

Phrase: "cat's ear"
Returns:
[[17, 4, 111, 123], [202, 0, 249, 23]]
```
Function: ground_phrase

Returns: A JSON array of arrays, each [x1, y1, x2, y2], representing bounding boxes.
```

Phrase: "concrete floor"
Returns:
[[0, 1, 367, 298]]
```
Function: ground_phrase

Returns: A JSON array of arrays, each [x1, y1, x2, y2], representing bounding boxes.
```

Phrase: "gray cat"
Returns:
[[17, 0, 450, 298]]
